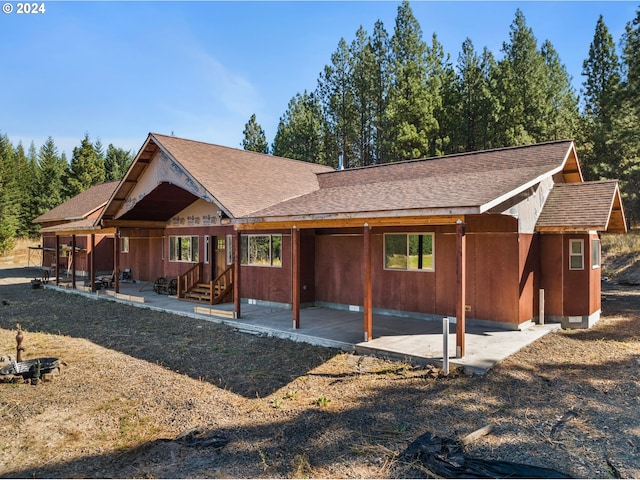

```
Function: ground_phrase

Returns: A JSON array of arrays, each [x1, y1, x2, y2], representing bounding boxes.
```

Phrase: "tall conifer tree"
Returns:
[[387, 0, 436, 160], [581, 15, 622, 180], [66, 133, 106, 197], [242, 114, 269, 154]]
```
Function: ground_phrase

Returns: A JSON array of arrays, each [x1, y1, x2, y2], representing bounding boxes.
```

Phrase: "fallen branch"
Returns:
[[460, 424, 494, 446]]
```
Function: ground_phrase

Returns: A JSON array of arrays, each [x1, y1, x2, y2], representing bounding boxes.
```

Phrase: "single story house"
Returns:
[[35, 133, 627, 357]]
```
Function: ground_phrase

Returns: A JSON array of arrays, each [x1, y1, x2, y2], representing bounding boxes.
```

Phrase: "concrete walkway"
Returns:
[[48, 280, 560, 375]]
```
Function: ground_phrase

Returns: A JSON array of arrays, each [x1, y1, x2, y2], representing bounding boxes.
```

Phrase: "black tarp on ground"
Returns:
[[404, 432, 572, 478]]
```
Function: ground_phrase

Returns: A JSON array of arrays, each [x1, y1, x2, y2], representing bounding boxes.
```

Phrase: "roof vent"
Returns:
[[338, 151, 344, 171]]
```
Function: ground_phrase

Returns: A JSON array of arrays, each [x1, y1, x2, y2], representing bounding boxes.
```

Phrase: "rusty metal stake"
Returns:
[[16, 328, 24, 363]]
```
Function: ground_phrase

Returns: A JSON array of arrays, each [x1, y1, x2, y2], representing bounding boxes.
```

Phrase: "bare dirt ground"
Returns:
[[0, 263, 639, 478]]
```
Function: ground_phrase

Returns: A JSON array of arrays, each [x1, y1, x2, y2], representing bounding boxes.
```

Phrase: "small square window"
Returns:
[[120, 237, 129, 253], [569, 239, 584, 270]]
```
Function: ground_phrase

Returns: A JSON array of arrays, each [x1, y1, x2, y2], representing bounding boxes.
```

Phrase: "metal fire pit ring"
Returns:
[[0, 357, 61, 379]]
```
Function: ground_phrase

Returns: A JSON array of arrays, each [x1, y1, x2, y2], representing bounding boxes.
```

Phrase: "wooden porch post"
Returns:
[[456, 220, 466, 358], [90, 234, 95, 292], [114, 231, 120, 294], [71, 235, 77, 289], [233, 231, 241, 319], [292, 226, 301, 329], [363, 224, 372, 342], [55, 235, 60, 285]]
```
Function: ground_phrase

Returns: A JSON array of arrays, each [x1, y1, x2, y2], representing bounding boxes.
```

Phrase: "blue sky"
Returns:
[[1, 1, 638, 159]]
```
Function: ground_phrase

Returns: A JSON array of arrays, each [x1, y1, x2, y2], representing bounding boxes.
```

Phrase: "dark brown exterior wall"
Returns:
[[540, 233, 601, 318], [40, 233, 113, 274], [313, 216, 524, 325], [314, 233, 364, 306], [118, 226, 234, 283], [589, 233, 602, 314], [540, 234, 565, 316], [518, 234, 541, 323], [240, 231, 293, 304]]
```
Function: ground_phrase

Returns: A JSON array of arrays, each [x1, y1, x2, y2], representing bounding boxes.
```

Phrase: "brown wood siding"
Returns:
[[94, 236, 114, 272], [121, 237, 163, 282], [589, 233, 602, 315], [372, 232, 437, 313], [467, 233, 520, 324], [563, 234, 591, 316], [240, 233, 292, 304], [300, 231, 316, 304], [315, 234, 364, 306], [518, 234, 540, 323], [540, 233, 599, 319], [313, 218, 522, 325], [540, 234, 565, 317], [116, 226, 234, 282]]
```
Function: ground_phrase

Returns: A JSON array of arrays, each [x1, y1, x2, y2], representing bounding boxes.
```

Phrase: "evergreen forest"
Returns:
[[2, 2, 640, 254]]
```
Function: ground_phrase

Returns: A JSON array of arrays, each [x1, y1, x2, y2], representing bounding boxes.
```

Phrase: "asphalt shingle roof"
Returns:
[[33, 181, 119, 223], [535, 180, 621, 231], [249, 140, 574, 219], [151, 134, 334, 218]]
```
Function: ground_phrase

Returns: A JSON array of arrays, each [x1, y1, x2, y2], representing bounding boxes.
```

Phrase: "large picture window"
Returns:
[[569, 239, 584, 270], [241, 234, 282, 267], [384, 233, 434, 271], [169, 236, 199, 262]]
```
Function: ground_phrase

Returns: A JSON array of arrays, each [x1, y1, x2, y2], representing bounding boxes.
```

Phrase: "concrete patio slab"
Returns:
[[47, 281, 560, 375]]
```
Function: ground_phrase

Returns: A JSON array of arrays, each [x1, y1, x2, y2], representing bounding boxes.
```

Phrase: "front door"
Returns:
[[212, 236, 227, 280]]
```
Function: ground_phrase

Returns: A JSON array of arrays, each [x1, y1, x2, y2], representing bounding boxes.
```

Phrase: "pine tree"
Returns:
[[104, 144, 133, 181], [351, 26, 377, 167], [427, 33, 455, 155], [455, 38, 491, 152], [617, 7, 640, 222], [35, 137, 66, 215], [272, 91, 326, 164], [371, 20, 391, 164], [0, 134, 19, 253], [14, 142, 39, 237], [494, 9, 548, 146], [387, 0, 437, 160], [241, 114, 269, 154], [540, 40, 580, 141], [580, 15, 622, 180], [317, 37, 357, 167], [66, 133, 106, 197]]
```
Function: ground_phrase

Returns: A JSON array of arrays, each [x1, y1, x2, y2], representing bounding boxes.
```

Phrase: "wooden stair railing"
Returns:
[[177, 262, 203, 299], [208, 265, 233, 305]]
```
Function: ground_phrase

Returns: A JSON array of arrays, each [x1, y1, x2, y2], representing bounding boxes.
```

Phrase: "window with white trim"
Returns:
[[169, 236, 199, 262], [240, 234, 282, 267], [226, 235, 233, 266], [384, 233, 434, 271], [569, 239, 584, 270], [591, 239, 601, 269], [204, 236, 210, 264], [120, 236, 129, 253]]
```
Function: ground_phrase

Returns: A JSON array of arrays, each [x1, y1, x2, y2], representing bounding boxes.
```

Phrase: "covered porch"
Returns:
[[48, 281, 559, 375]]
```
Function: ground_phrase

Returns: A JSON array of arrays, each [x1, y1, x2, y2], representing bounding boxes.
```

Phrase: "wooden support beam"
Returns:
[[114, 231, 120, 294], [363, 224, 372, 342], [102, 219, 167, 229], [55, 235, 60, 285], [456, 221, 466, 358], [71, 235, 77, 289], [233, 232, 241, 319], [235, 214, 465, 231], [292, 226, 301, 329], [90, 234, 95, 292]]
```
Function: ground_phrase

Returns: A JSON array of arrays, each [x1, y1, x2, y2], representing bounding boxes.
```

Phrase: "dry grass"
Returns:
[[0, 274, 640, 478], [0, 237, 41, 266]]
